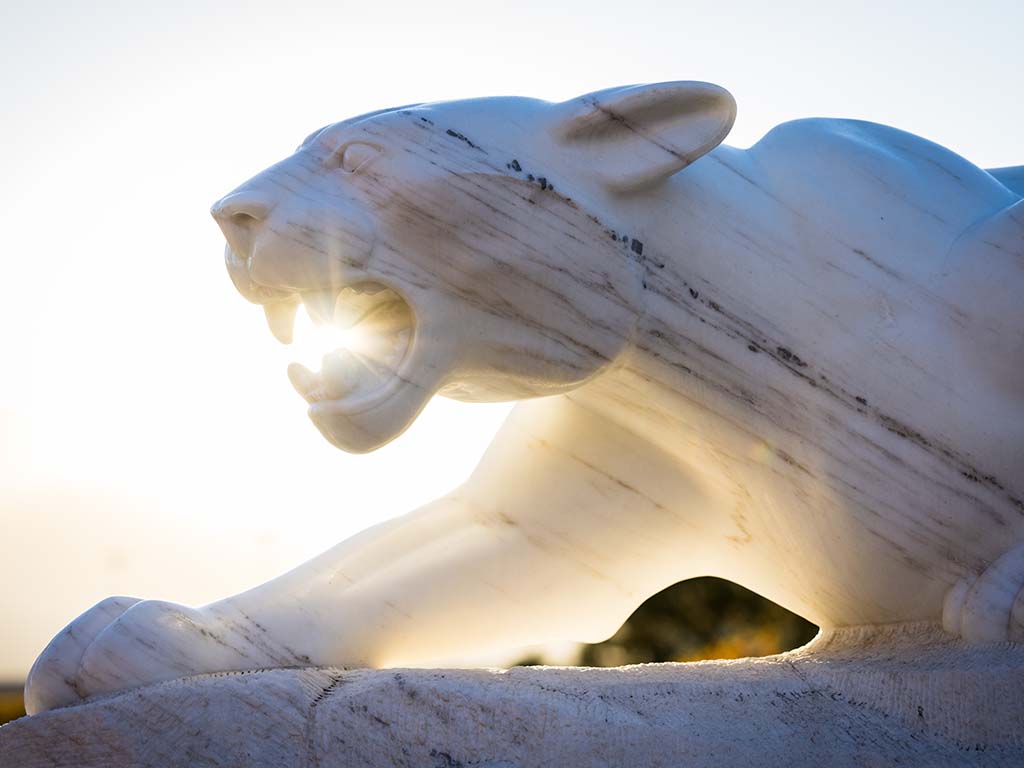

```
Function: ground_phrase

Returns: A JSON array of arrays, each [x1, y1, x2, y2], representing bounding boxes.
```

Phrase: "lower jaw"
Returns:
[[307, 398, 413, 454], [304, 352, 448, 454]]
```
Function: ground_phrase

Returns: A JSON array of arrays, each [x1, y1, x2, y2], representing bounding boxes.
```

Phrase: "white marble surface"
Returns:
[[23, 81, 1024, 715], [6, 624, 1024, 767]]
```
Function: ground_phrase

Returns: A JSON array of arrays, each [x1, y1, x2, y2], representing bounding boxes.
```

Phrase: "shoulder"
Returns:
[[754, 117, 953, 160], [751, 118, 1006, 199], [756, 117, 912, 148], [744, 118, 1014, 243]]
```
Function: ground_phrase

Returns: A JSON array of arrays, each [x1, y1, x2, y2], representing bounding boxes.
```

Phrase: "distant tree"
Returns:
[[0, 687, 25, 726], [578, 577, 818, 667]]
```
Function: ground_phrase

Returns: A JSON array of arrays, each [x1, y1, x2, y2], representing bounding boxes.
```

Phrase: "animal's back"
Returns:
[[748, 118, 1019, 273]]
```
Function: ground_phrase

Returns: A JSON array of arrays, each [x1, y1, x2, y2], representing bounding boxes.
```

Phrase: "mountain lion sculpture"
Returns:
[[24, 81, 1024, 715]]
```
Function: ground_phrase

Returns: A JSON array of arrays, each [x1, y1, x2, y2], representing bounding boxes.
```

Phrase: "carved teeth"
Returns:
[[335, 285, 387, 328], [349, 281, 385, 295], [322, 349, 384, 399], [287, 362, 319, 400], [302, 290, 339, 325], [288, 351, 392, 404], [300, 284, 388, 328], [264, 299, 300, 344], [288, 282, 414, 406], [322, 350, 358, 399]]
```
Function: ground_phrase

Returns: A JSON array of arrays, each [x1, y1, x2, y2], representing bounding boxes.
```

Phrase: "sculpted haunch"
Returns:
[[24, 81, 1024, 715]]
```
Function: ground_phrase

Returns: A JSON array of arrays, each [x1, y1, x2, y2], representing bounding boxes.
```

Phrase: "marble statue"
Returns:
[[21, 81, 1024, 724]]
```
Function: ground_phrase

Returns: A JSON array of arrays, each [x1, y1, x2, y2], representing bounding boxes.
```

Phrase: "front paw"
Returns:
[[24, 595, 140, 714], [77, 600, 247, 699], [26, 598, 285, 714]]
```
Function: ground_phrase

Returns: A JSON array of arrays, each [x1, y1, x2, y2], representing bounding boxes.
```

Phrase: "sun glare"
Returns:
[[290, 306, 366, 369]]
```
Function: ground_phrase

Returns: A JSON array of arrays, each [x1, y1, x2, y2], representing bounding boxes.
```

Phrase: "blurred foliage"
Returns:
[[577, 576, 818, 666], [0, 688, 25, 726]]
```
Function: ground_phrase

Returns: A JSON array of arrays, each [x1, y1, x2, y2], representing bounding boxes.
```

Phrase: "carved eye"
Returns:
[[336, 142, 381, 173]]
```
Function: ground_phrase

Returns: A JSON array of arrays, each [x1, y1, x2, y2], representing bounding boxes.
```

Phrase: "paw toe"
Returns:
[[77, 599, 209, 697], [24, 595, 141, 715]]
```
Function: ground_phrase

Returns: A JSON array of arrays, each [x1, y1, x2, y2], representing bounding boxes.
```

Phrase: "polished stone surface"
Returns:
[[22, 81, 1024, 718], [6, 624, 1024, 767]]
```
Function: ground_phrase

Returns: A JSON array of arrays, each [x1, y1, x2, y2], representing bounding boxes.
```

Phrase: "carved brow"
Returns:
[[297, 125, 331, 151], [296, 103, 423, 151]]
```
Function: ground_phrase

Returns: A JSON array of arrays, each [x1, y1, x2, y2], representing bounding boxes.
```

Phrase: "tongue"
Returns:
[[322, 350, 382, 398], [288, 350, 389, 403]]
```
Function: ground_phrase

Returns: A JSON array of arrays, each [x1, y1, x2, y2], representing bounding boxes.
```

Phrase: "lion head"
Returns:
[[211, 82, 735, 452]]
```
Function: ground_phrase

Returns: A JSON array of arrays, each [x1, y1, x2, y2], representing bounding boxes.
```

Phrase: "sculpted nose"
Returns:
[[210, 192, 273, 225], [210, 193, 275, 259]]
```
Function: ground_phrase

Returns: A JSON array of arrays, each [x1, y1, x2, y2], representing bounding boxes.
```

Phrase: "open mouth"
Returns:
[[282, 282, 416, 410]]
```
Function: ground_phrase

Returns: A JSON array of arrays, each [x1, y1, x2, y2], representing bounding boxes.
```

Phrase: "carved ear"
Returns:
[[551, 81, 736, 193]]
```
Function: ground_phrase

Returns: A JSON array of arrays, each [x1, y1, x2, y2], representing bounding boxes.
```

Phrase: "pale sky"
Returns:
[[1, 0, 1021, 681]]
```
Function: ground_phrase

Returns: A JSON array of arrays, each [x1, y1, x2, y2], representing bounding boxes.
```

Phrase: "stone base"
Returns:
[[2, 623, 1022, 767]]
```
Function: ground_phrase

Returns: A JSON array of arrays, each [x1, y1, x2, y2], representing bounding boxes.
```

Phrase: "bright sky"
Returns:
[[1, 1, 1021, 681]]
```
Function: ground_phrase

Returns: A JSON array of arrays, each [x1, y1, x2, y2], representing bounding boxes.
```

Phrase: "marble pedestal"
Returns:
[[3, 623, 1022, 767]]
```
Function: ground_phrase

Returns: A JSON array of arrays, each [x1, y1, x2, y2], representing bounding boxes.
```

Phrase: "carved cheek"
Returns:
[[369, 193, 462, 279], [324, 207, 377, 272]]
